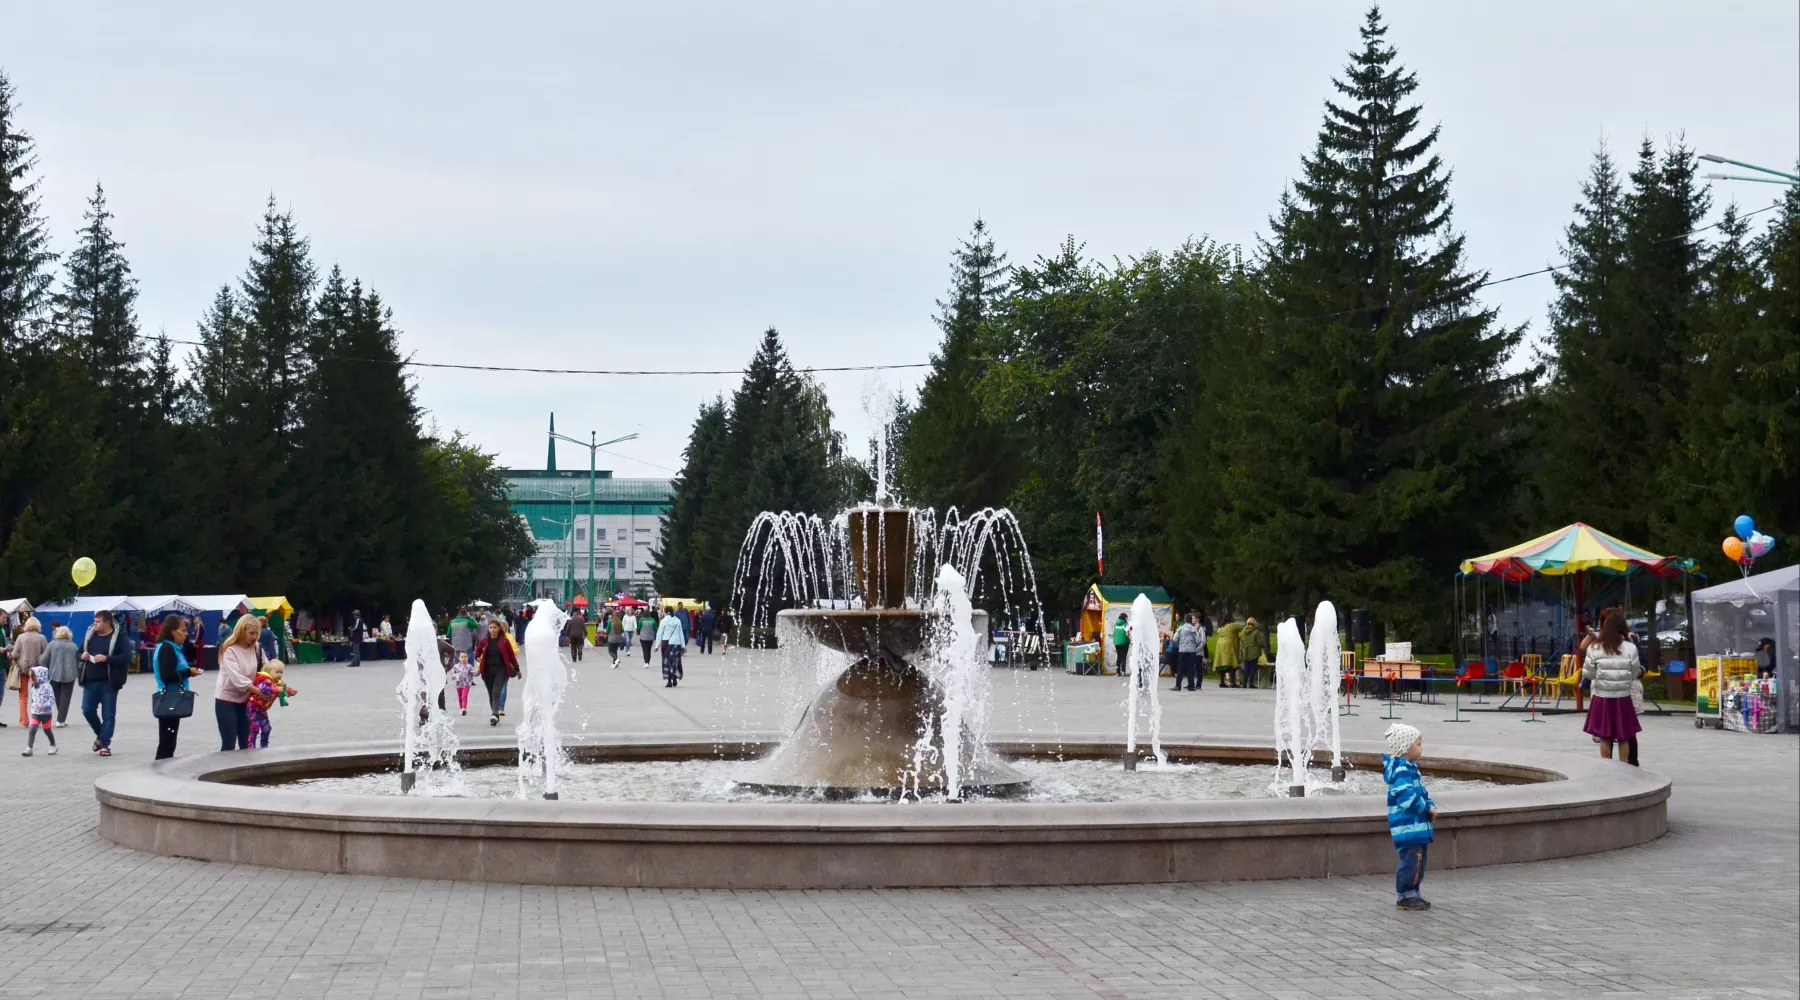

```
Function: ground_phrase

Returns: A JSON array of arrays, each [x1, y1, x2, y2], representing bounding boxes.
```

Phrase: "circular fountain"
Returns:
[[91, 502, 1670, 888], [735, 507, 1028, 797]]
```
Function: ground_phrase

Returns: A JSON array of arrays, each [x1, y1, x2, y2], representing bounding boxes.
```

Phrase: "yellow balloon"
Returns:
[[71, 556, 96, 588]]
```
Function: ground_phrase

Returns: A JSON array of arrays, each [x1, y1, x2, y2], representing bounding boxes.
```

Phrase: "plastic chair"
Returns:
[[1498, 661, 1536, 710], [1542, 654, 1583, 709], [1456, 661, 1490, 704]]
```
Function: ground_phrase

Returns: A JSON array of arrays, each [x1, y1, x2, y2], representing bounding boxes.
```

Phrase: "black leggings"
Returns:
[[640, 639, 653, 663], [156, 717, 180, 760], [52, 681, 74, 724], [484, 671, 507, 716]]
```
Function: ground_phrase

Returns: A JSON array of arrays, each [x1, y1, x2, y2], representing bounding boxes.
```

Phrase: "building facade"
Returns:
[[503, 468, 673, 604]]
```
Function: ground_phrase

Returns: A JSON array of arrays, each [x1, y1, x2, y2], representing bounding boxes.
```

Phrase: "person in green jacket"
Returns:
[[1111, 614, 1131, 680], [1241, 617, 1269, 689], [1214, 619, 1243, 688]]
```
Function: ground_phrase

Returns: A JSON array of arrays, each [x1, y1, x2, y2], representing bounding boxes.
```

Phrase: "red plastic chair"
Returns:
[[1499, 661, 1538, 710], [1456, 661, 1490, 703]]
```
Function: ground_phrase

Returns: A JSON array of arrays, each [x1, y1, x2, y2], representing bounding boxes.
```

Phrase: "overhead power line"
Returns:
[[148, 199, 1781, 378]]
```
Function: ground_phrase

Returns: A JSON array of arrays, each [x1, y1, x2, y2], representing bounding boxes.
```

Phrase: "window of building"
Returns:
[[616, 528, 627, 541], [575, 528, 586, 541]]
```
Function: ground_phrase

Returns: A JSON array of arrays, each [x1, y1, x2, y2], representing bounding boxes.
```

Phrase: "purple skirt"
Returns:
[[1584, 695, 1641, 742]]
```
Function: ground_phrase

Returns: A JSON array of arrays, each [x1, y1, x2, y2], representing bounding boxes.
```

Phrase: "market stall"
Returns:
[[180, 595, 253, 666], [1457, 523, 1697, 704], [1691, 564, 1797, 734], [128, 595, 201, 671], [1077, 584, 1173, 674], [30, 596, 144, 645], [250, 596, 298, 662]]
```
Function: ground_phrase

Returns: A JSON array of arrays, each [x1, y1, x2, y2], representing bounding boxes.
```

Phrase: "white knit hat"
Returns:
[[1383, 723, 1422, 756]]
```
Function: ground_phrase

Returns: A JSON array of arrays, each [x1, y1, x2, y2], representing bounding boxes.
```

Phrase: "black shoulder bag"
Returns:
[[151, 643, 195, 719]]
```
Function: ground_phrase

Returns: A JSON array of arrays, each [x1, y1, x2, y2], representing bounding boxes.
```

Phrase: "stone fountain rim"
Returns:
[[95, 732, 1666, 837]]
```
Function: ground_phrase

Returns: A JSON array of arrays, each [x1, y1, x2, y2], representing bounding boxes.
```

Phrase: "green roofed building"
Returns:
[[503, 415, 673, 604]]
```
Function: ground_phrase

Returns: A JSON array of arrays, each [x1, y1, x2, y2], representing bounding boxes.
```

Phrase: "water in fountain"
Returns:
[[1272, 603, 1348, 794], [1122, 593, 1167, 767], [905, 564, 989, 799], [1272, 617, 1309, 794], [397, 599, 463, 795], [515, 598, 570, 800], [1305, 601, 1344, 778]]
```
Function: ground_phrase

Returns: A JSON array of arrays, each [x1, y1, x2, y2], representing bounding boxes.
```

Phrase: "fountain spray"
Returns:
[[1122, 594, 1166, 770], [516, 598, 569, 800], [1306, 601, 1346, 782], [397, 599, 460, 794], [1273, 618, 1309, 796], [919, 564, 987, 799]]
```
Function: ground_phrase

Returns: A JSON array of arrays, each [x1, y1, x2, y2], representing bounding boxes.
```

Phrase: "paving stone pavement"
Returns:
[[0, 648, 1795, 999]]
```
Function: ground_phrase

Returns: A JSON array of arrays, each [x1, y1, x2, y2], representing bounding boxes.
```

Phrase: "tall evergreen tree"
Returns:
[[653, 397, 728, 597], [1213, 6, 1527, 639], [0, 70, 68, 594], [899, 219, 1023, 511]]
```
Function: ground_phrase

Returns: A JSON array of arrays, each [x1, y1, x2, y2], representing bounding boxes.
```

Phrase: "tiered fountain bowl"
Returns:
[[735, 506, 1028, 797]]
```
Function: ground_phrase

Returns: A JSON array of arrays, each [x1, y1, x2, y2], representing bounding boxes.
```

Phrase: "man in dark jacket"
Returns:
[[348, 610, 367, 667], [696, 607, 717, 655], [79, 610, 133, 755]]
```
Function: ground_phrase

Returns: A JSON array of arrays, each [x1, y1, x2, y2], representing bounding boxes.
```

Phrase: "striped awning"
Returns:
[[1459, 523, 1696, 581]]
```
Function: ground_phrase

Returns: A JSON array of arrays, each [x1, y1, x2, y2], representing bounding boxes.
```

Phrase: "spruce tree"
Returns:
[[0, 71, 68, 594], [653, 397, 728, 597], [1214, 6, 1526, 638], [899, 219, 1023, 511]]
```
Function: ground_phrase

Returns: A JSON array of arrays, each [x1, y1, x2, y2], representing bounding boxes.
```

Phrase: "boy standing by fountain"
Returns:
[[1382, 723, 1437, 910]]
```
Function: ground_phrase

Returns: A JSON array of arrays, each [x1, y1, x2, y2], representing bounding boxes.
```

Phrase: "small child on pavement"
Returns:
[[1382, 723, 1437, 910], [20, 665, 56, 756], [247, 662, 297, 748], [450, 650, 476, 715]]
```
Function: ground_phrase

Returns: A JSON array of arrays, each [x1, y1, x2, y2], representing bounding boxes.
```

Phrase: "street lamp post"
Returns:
[[1698, 154, 1800, 187], [548, 430, 640, 611]]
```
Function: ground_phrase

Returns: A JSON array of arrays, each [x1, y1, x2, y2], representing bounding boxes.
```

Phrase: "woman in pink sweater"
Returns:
[[214, 617, 264, 750]]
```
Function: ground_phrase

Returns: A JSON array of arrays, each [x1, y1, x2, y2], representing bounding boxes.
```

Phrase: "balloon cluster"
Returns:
[[1721, 514, 1777, 573]]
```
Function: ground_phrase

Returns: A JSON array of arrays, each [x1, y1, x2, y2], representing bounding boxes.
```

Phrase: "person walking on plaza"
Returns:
[[450, 650, 476, 714], [447, 607, 477, 660], [256, 615, 279, 662], [1112, 613, 1131, 680], [1214, 618, 1242, 688], [43, 626, 79, 725], [9, 617, 47, 728], [1173, 614, 1205, 692], [79, 611, 132, 756], [638, 610, 657, 667], [474, 619, 518, 726], [347, 609, 367, 667], [564, 609, 587, 662], [215, 617, 264, 751], [1382, 723, 1436, 910], [183, 614, 206, 676], [1581, 609, 1642, 764], [606, 610, 627, 667], [696, 606, 717, 655], [19, 666, 56, 756], [717, 607, 735, 651], [1241, 617, 1268, 690], [152, 615, 204, 760], [657, 608, 687, 687]]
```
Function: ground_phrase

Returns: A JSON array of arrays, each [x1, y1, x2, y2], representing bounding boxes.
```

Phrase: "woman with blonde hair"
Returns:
[[43, 625, 81, 725], [215, 616, 266, 750], [7, 617, 48, 728]]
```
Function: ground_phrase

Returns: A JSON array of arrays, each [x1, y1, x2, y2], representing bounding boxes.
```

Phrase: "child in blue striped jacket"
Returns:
[[1382, 723, 1436, 910]]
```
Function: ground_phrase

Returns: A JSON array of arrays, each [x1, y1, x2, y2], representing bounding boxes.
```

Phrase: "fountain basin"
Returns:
[[95, 734, 1668, 889]]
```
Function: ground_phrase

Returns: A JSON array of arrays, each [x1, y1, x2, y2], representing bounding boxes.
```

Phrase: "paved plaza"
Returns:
[[1, 647, 1795, 999]]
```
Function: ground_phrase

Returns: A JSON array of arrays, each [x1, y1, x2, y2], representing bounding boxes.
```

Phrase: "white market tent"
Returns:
[[1693, 563, 1797, 733], [1, 598, 32, 619], [133, 595, 200, 616], [180, 595, 254, 616]]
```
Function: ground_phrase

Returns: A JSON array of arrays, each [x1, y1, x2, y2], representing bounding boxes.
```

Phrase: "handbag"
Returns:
[[152, 686, 195, 719]]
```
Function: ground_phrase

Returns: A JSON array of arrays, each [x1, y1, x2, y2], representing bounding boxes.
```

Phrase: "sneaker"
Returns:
[[1396, 897, 1429, 911], [48, 747, 57, 755], [19, 748, 31, 757], [461, 709, 467, 716]]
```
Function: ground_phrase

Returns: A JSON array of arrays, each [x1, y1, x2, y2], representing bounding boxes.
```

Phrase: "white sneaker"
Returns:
[[19, 749, 30, 757], [48, 746, 57, 755]]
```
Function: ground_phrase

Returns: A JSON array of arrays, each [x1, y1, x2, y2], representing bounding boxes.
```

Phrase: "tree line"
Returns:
[[660, 7, 1797, 644], [0, 70, 535, 615]]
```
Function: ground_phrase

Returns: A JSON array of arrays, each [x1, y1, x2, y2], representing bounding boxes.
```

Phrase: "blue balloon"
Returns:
[[1735, 514, 1756, 540]]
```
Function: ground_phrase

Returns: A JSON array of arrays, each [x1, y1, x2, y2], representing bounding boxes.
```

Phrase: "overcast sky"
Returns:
[[6, 1, 1796, 477]]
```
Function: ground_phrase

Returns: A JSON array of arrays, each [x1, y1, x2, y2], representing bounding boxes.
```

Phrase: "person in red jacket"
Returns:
[[473, 620, 519, 727]]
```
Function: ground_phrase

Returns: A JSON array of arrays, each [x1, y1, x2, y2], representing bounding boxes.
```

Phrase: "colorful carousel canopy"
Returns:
[[1459, 522, 1696, 581]]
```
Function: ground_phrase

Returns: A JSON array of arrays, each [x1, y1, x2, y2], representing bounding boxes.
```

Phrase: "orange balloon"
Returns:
[[1722, 537, 1745, 561]]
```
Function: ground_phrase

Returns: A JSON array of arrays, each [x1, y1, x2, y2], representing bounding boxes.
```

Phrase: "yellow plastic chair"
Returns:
[[1541, 654, 1583, 709]]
